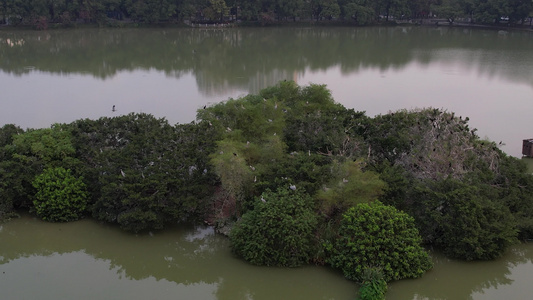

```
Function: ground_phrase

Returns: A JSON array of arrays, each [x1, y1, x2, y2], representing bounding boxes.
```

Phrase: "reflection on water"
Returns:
[[0, 214, 356, 300], [1, 214, 532, 299], [1, 27, 532, 157], [2, 27, 532, 92], [388, 244, 533, 300]]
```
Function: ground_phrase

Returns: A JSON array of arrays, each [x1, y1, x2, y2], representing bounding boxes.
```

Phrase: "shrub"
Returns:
[[32, 167, 88, 222], [327, 201, 432, 282], [229, 187, 318, 267], [357, 267, 387, 300]]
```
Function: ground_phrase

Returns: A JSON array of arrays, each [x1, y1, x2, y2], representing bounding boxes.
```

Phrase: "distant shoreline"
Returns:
[[1, 18, 532, 32]]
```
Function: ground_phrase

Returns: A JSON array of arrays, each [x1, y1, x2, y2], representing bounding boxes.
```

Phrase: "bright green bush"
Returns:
[[357, 267, 388, 300], [327, 201, 432, 282], [32, 167, 88, 222], [229, 187, 318, 267]]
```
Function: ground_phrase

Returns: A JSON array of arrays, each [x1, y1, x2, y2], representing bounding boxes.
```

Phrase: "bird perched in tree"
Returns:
[[289, 184, 296, 191]]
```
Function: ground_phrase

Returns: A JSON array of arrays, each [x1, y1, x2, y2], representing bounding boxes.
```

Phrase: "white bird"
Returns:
[[120, 169, 126, 177], [261, 196, 266, 203], [254, 176, 257, 183], [226, 127, 232, 132], [342, 178, 349, 183], [250, 165, 255, 171], [289, 185, 296, 191]]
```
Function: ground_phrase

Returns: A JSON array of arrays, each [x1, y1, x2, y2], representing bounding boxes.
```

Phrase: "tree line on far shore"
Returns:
[[1, 0, 531, 29], [1, 81, 532, 299]]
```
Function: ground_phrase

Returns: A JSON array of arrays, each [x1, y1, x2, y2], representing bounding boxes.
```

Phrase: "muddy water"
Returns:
[[1, 213, 532, 299], [0, 214, 356, 300]]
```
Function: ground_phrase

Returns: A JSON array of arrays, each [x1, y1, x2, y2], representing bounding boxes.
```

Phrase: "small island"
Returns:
[[1, 81, 532, 299]]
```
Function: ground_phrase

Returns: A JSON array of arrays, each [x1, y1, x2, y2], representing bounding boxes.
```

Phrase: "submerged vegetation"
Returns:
[[1, 81, 532, 293]]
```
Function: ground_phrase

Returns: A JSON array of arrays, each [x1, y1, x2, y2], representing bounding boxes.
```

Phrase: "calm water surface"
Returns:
[[0, 214, 532, 300], [1, 27, 532, 157], [0, 214, 356, 300]]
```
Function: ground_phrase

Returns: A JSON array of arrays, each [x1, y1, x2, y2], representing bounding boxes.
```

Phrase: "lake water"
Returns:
[[1, 26, 533, 299], [0, 214, 532, 300], [0, 214, 356, 300], [1, 26, 532, 157]]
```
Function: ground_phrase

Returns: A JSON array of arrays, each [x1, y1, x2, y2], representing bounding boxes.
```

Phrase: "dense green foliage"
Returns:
[[0, 0, 530, 27], [317, 159, 386, 218], [0, 124, 25, 220], [32, 167, 88, 222], [357, 267, 388, 300], [69, 113, 218, 232], [327, 201, 433, 282], [198, 81, 363, 216], [0, 124, 81, 220], [229, 188, 318, 267], [363, 108, 533, 260], [412, 178, 518, 260]]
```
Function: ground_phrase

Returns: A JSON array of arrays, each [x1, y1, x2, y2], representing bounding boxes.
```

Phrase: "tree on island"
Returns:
[[32, 167, 88, 222], [326, 201, 433, 282], [230, 187, 318, 267]]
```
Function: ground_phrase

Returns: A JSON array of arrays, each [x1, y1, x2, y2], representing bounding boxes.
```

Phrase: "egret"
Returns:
[[289, 185, 296, 191]]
